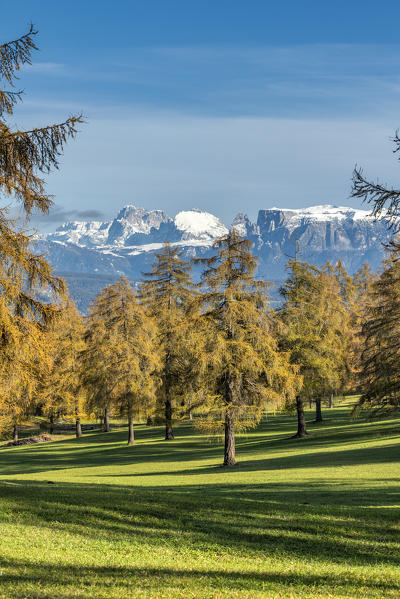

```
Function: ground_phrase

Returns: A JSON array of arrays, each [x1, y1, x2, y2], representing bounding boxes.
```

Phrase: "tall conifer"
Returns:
[[280, 260, 349, 432], [0, 27, 82, 340], [140, 243, 194, 440], [83, 278, 159, 445], [197, 230, 300, 466], [0, 322, 48, 442], [45, 302, 86, 437], [0, 27, 82, 434], [354, 250, 400, 416]]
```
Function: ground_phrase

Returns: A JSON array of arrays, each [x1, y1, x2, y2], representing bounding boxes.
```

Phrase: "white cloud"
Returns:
[[22, 62, 66, 74]]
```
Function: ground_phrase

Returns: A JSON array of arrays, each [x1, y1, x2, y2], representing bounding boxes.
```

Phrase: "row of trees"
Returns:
[[0, 229, 378, 465], [1, 26, 399, 466]]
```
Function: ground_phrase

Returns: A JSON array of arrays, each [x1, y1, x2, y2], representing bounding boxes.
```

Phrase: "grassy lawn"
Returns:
[[0, 398, 399, 598]]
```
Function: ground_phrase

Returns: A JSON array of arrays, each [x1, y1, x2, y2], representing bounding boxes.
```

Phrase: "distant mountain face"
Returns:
[[35, 204, 392, 311], [47, 205, 228, 248]]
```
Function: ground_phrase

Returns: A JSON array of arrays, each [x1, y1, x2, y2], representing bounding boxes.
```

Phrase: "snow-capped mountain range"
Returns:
[[34, 204, 393, 312], [46, 206, 228, 248]]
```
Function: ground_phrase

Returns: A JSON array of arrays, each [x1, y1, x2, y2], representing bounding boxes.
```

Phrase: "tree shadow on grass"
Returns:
[[0, 411, 399, 478], [0, 559, 399, 599], [1, 478, 400, 568], [91, 438, 400, 480]]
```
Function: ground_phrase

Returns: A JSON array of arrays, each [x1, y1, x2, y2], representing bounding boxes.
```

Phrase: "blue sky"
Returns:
[[3, 1, 400, 229]]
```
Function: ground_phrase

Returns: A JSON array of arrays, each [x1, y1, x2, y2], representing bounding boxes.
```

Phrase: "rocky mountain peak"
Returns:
[[37, 203, 393, 312]]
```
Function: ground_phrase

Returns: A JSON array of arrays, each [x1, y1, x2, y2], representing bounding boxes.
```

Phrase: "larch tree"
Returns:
[[82, 297, 117, 432], [0, 321, 49, 442], [0, 26, 82, 332], [140, 243, 195, 440], [351, 129, 400, 416], [44, 302, 86, 437], [196, 230, 300, 466], [280, 259, 350, 433], [326, 260, 355, 400], [0, 27, 82, 435], [345, 262, 376, 395], [83, 278, 159, 445], [354, 250, 400, 417]]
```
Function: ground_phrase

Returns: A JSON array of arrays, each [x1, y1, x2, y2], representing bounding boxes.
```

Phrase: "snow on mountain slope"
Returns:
[[47, 205, 228, 248], [174, 209, 228, 241], [48, 220, 110, 247], [267, 204, 373, 223], [36, 203, 394, 312], [106, 205, 171, 245]]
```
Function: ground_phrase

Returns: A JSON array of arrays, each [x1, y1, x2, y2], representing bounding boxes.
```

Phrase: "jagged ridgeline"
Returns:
[[33, 204, 392, 312]]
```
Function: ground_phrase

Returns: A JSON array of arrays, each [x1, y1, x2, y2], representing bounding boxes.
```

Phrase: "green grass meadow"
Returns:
[[0, 398, 400, 598]]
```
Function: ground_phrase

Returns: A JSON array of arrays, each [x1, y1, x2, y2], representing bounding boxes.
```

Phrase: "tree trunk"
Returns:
[[164, 342, 174, 440], [103, 406, 110, 432], [315, 398, 323, 422], [128, 411, 134, 445], [189, 411, 193, 420], [49, 413, 54, 435], [223, 411, 237, 467], [76, 417, 83, 438], [165, 398, 174, 440], [309, 398, 313, 409], [13, 423, 18, 444], [329, 394, 334, 408], [293, 396, 308, 438], [146, 415, 153, 426]]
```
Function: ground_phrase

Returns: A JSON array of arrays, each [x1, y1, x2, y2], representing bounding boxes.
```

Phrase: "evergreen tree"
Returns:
[[280, 259, 350, 432], [353, 262, 376, 300], [0, 26, 82, 339], [140, 243, 194, 440], [0, 322, 48, 442], [354, 251, 400, 416], [82, 300, 116, 432], [345, 262, 376, 395], [327, 260, 355, 399], [83, 278, 159, 445], [42, 302, 86, 437], [197, 230, 300, 466], [0, 27, 82, 434]]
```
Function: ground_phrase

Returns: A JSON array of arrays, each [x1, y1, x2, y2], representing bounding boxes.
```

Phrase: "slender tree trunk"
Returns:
[[146, 415, 153, 426], [165, 398, 174, 440], [315, 398, 323, 422], [293, 396, 308, 438], [309, 398, 313, 409], [49, 413, 54, 435], [164, 340, 174, 440], [128, 409, 134, 445], [188, 396, 193, 420], [13, 423, 18, 444], [223, 410, 236, 467], [103, 406, 110, 432], [329, 394, 334, 408], [76, 417, 82, 438]]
